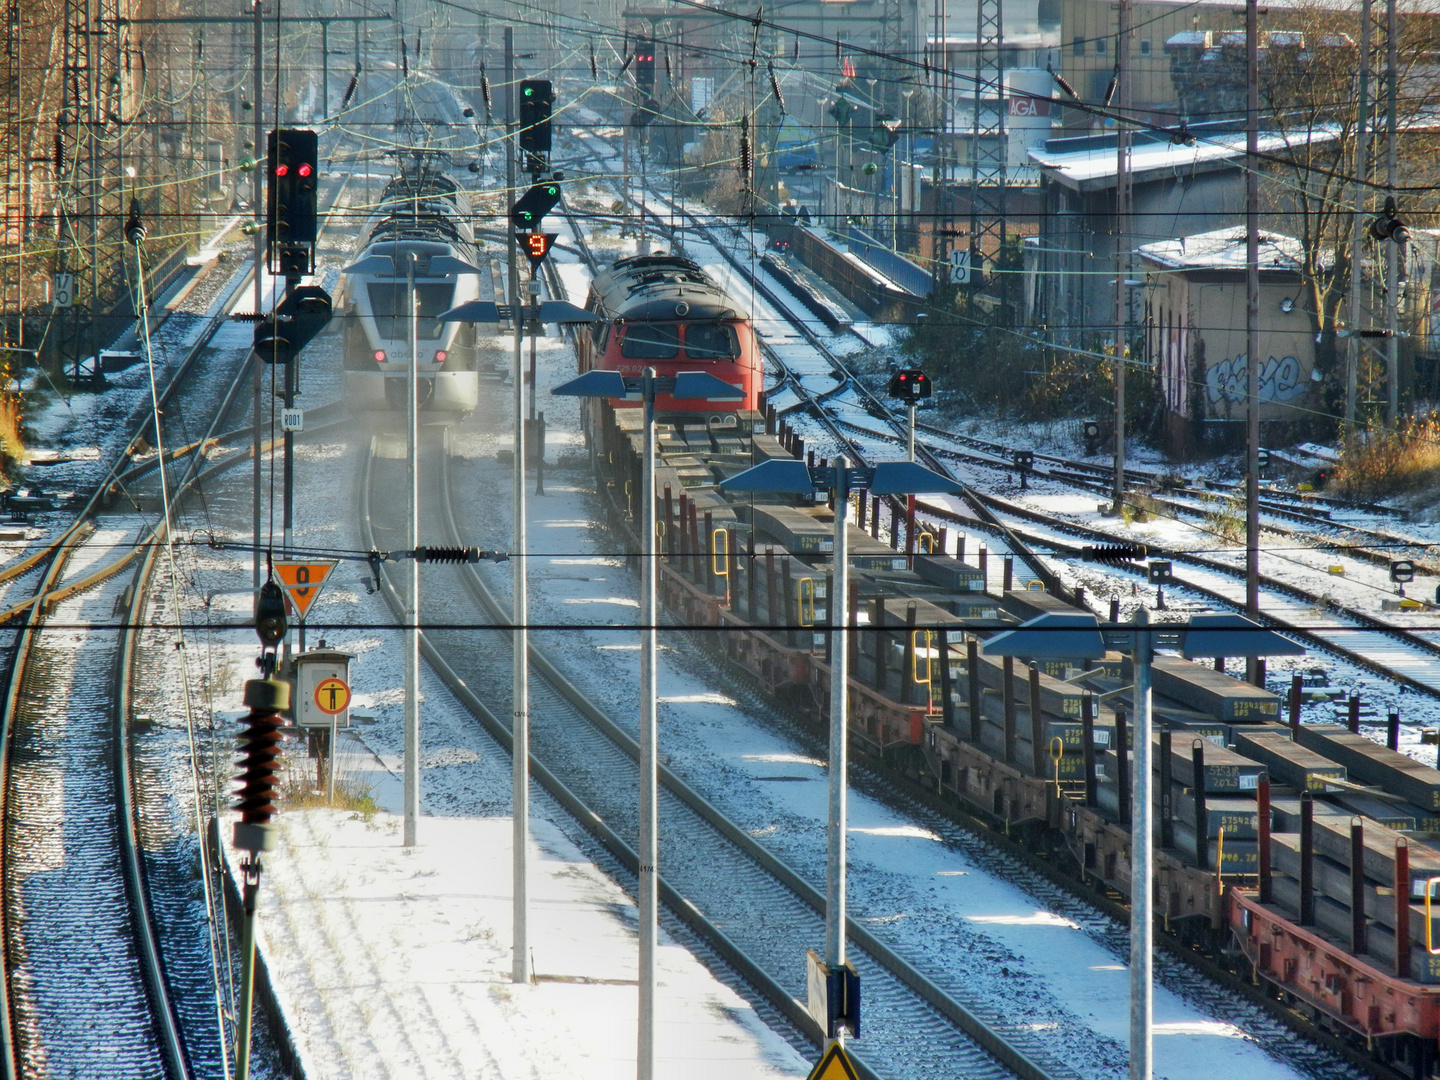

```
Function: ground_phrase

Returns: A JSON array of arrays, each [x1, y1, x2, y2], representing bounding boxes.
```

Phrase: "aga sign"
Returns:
[[1008, 96, 1051, 118]]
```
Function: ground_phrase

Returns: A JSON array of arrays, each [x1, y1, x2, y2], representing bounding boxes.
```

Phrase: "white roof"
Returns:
[[1027, 126, 1340, 190], [1137, 226, 1304, 271]]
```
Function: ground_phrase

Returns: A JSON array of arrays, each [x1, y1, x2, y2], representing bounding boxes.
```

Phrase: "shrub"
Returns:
[[1333, 413, 1440, 499]]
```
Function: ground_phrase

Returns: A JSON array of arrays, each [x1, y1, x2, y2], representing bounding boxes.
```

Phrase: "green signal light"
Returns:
[[524, 87, 534, 97]]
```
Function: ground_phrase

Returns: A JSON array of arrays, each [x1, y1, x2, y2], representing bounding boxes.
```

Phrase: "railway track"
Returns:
[[0, 267, 257, 1078], [0, 142, 365, 1076], [355, 421, 1093, 1080], [652, 195, 1440, 729], [515, 113, 1414, 1077]]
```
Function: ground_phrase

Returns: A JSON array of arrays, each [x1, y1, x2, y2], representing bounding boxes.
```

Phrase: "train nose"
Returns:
[[385, 376, 435, 410]]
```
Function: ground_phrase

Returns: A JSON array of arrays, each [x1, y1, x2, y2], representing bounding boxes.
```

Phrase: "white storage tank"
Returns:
[[1005, 67, 1054, 169]]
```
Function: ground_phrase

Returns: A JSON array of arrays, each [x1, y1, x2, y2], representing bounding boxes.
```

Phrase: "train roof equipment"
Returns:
[[590, 253, 751, 323]]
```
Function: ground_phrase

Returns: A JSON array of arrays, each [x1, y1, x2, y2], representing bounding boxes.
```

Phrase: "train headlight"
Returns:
[[373, 350, 386, 362], [434, 350, 448, 363]]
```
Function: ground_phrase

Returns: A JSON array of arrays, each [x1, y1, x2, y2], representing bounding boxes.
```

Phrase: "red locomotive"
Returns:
[[578, 253, 762, 413]]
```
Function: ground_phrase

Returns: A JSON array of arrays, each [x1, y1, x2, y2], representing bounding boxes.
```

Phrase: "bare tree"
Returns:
[[1257, 1, 1440, 411]]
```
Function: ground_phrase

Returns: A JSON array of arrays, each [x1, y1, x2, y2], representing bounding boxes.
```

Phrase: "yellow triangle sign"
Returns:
[[273, 560, 338, 619], [805, 1044, 861, 1080]]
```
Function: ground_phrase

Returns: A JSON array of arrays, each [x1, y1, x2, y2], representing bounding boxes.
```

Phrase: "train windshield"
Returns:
[[620, 323, 680, 359], [367, 283, 454, 340], [683, 323, 741, 360]]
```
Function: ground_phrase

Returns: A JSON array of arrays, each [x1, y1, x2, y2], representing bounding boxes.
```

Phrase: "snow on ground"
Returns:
[[438, 312, 1317, 1080], [179, 331, 811, 1076], [223, 810, 809, 1080]]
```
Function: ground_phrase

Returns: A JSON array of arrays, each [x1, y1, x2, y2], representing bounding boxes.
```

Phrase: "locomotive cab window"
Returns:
[[683, 323, 740, 360], [620, 323, 680, 359], [367, 283, 454, 341]]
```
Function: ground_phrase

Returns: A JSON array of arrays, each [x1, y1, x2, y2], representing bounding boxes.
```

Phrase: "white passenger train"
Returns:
[[340, 161, 483, 415]]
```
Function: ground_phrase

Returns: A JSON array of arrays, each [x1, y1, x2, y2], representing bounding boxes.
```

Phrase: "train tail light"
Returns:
[[434, 349, 448, 363], [373, 350, 386, 362]]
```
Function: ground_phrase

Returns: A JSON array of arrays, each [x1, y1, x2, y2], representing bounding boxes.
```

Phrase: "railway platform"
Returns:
[[222, 808, 811, 1079]]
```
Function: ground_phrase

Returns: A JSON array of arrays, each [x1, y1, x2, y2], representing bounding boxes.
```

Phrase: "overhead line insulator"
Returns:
[[1081, 543, 1149, 565]]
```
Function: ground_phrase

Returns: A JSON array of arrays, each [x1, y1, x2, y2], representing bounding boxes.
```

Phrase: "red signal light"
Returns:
[[434, 349, 448, 362], [298, 163, 313, 177], [275, 163, 288, 176]]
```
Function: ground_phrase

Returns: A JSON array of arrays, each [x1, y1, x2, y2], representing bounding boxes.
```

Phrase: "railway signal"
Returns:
[[634, 37, 656, 94], [870, 114, 901, 151], [265, 128, 319, 275], [253, 284, 333, 364], [510, 179, 562, 227], [1013, 449, 1034, 490], [516, 231, 557, 270], [888, 367, 931, 461], [518, 79, 553, 172], [887, 367, 931, 400], [1391, 559, 1416, 596]]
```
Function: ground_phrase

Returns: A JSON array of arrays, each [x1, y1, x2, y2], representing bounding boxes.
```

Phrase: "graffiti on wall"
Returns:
[[1205, 353, 1307, 405]]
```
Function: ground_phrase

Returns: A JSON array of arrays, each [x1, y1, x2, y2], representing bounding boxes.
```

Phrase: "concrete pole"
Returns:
[[825, 457, 851, 1046], [1385, 0, 1400, 427], [507, 24, 532, 989], [1346, 0, 1373, 428], [638, 368, 658, 1080], [1245, 0, 1261, 630], [404, 253, 420, 848], [907, 403, 916, 461], [1112, 0, 1130, 514], [1129, 606, 1153, 1080]]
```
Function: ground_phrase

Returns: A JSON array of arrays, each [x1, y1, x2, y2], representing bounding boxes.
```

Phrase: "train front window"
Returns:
[[620, 323, 679, 359], [683, 323, 741, 361], [367, 283, 454, 340]]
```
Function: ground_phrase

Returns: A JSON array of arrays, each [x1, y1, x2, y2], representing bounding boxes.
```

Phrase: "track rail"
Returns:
[[0, 158, 356, 1079], [653, 193, 1440, 719], [355, 420, 1090, 1080]]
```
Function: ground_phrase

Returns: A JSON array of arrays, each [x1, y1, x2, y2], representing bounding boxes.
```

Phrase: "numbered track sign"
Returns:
[[53, 272, 74, 308], [273, 560, 337, 620]]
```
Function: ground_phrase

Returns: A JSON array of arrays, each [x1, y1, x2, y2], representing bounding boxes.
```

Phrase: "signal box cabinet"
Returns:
[[291, 647, 355, 729]]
